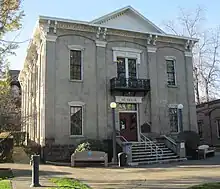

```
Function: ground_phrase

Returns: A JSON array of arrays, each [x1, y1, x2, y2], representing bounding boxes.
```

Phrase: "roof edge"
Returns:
[[39, 15, 198, 42]]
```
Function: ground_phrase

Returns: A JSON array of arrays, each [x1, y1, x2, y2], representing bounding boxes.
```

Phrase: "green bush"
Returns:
[[75, 139, 105, 153], [11, 131, 26, 146], [0, 132, 13, 163]]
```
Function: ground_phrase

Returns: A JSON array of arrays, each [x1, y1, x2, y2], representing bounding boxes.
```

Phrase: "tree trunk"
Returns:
[[194, 72, 200, 104], [205, 81, 209, 102]]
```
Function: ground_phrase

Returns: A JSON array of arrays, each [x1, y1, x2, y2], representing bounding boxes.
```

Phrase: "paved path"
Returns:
[[44, 153, 220, 188], [3, 148, 220, 189], [8, 147, 56, 189]]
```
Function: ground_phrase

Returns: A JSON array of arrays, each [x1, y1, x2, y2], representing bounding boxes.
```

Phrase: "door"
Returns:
[[119, 112, 138, 141]]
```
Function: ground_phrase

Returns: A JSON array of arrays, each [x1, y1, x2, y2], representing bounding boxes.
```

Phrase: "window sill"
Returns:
[[167, 84, 178, 88], [69, 79, 83, 83], [69, 135, 84, 138]]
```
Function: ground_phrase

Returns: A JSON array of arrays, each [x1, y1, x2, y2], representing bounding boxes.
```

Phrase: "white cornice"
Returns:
[[45, 35, 57, 42], [68, 101, 85, 106], [185, 51, 193, 57], [112, 47, 142, 64], [147, 47, 157, 53], [112, 47, 142, 54], [96, 40, 107, 47], [68, 45, 85, 50], [39, 16, 198, 42]]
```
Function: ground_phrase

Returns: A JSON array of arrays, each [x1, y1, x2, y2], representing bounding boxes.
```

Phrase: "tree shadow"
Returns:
[[12, 168, 71, 178], [81, 175, 220, 189]]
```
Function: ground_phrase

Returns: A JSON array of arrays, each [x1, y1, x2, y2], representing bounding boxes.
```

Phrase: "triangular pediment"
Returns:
[[91, 6, 165, 34]]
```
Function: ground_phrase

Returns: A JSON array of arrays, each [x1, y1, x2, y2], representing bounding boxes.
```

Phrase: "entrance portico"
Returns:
[[115, 96, 142, 142]]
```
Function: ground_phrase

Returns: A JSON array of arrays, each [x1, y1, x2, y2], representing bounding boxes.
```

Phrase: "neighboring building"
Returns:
[[18, 6, 198, 161], [197, 99, 220, 147]]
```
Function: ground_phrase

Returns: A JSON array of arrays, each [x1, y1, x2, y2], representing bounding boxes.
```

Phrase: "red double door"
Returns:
[[119, 112, 138, 141]]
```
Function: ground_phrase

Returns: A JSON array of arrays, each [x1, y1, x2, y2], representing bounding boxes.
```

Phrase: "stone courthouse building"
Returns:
[[19, 6, 198, 160]]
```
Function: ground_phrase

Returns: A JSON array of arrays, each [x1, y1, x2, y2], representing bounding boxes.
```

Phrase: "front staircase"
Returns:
[[117, 132, 186, 165]]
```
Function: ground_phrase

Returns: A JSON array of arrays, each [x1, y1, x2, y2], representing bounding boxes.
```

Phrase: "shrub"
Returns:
[[75, 142, 91, 153], [11, 131, 26, 146], [75, 139, 106, 153], [0, 132, 13, 163]]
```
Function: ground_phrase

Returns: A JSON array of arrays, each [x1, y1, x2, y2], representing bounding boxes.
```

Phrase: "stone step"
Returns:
[[132, 149, 172, 155], [129, 157, 187, 166], [131, 146, 169, 151], [132, 142, 165, 147], [132, 155, 179, 162], [132, 152, 176, 159]]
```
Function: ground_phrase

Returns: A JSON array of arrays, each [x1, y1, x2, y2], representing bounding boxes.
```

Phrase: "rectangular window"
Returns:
[[216, 119, 220, 138], [166, 59, 176, 86], [70, 50, 82, 80], [117, 57, 137, 79], [169, 108, 178, 132], [197, 120, 203, 138], [117, 57, 126, 78], [70, 106, 83, 136]]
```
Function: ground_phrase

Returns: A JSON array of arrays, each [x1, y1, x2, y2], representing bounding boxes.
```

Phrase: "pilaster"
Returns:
[[185, 51, 197, 132], [96, 40, 108, 139], [44, 35, 57, 139], [148, 46, 160, 133]]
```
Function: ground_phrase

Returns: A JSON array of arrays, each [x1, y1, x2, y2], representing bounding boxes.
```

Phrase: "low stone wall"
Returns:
[[43, 144, 76, 162]]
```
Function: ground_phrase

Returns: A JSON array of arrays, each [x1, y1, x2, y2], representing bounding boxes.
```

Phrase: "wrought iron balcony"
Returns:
[[110, 77, 150, 93]]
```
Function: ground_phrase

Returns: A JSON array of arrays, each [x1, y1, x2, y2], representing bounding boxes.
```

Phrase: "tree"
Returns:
[[0, 66, 18, 131], [163, 6, 220, 103], [0, 0, 24, 71]]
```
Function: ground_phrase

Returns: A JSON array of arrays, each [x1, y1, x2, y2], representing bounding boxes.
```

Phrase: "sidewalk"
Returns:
[[10, 147, 56, 189]]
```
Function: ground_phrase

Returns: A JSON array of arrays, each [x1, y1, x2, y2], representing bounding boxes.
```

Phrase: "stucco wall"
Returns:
[[43, 30, 197, 144]]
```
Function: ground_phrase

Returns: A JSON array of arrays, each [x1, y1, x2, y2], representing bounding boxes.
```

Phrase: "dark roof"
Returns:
[[9, 70, 20, 81], [196, 99, 220, 109]]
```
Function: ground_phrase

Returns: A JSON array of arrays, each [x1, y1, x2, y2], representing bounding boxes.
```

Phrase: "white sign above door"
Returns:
[[115, 96, 143, 103]]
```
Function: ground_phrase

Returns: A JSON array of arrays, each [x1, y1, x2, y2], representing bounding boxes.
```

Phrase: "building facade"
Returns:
[[19, 6, 198, 148], [197, 99, 220, 147]]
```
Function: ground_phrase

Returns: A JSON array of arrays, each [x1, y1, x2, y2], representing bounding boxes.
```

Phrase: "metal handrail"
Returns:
[[140, 133, 163, 160], [116, 130, 128, 143], [162, 135, 177, 145], [116, 135, 128, 143]]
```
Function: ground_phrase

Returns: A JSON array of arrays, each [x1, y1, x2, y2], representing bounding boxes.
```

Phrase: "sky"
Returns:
[[6, 0, 220, 70]]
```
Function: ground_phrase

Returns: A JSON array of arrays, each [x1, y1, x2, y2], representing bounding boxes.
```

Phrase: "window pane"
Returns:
[[166, 60, 176, 85], [169, 108, 178, 132], [70, 106, 82, 135], [117, 103, 137, 111], [70, 50, 81, 80], [117, 57, 126, 78], [197, 121, 203, 138], [128, 59, 137, 79]]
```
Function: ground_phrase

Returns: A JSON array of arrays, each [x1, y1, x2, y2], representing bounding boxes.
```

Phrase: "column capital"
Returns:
[[95, 40, 107, 47], [147, 46, 157, 53], [184, 51, 193, 57], [42, 35, 57, 42]]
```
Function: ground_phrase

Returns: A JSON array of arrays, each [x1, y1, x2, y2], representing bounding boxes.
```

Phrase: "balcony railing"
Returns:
[[110, 77, 150, 92]]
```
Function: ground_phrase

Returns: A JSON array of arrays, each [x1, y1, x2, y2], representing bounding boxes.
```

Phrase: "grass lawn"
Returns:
[[0, 168, 13, 189], [188, 182, 220, 189], [49, 178, 90, 189], [0, 180, 12, 189]]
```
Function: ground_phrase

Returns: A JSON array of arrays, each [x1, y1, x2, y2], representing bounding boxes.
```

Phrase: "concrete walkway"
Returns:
[[43, 153, 220, 189], [9, 147, 56, 189], [3, 148, 220, 189]]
